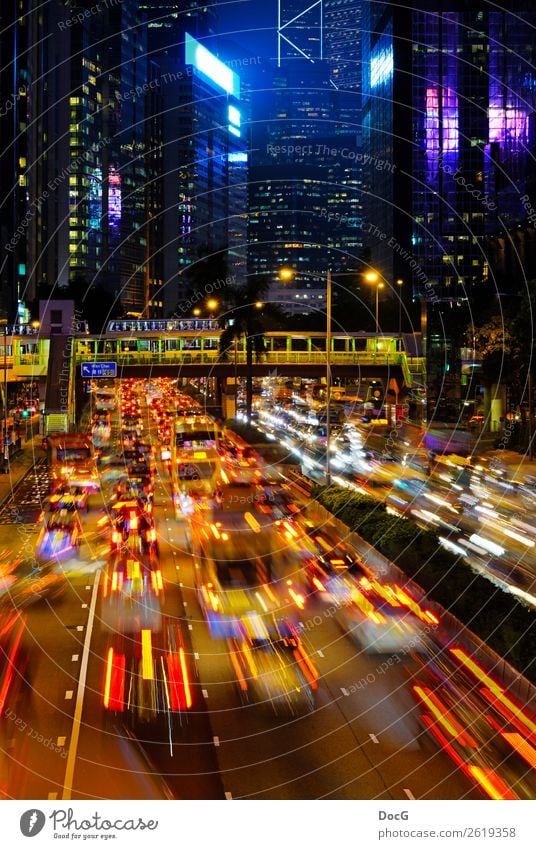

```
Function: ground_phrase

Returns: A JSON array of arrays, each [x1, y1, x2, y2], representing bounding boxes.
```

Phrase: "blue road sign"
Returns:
[[81, 362, 117, 378]]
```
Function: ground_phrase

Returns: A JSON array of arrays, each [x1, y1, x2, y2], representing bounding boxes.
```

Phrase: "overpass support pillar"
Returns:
[[490, 384, 506, 433], [220, 377, 237, 421]]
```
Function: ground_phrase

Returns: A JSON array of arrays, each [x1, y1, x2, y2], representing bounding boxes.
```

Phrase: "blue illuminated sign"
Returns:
[[185, 33, 240, 97], [370, 45, 393, 88], [228, 104, 241, 137], [228, 105, 241, 127], [81, 362, 118, 378]]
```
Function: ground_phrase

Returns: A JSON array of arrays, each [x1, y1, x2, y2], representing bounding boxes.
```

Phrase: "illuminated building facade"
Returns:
[[176, 34, 248, 288], [277, 0, 323, 66], [411, 2, 536, 416], [362, 1, 536, 417], [412, 2, 536, 303], [361, 2, 413, 286], [324, 0, 363, 133], [250, 0, 363, 315], [0, 0, 32, 317], [100, 1, 150, 315], [1, 1, 158, 319], [139, 1, 218, 313]]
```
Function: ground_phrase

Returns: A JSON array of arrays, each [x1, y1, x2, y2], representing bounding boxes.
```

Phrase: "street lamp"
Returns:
[[396, 279, 404, 343], [363, 272, 385, 337], [279, 266, 333, 486]]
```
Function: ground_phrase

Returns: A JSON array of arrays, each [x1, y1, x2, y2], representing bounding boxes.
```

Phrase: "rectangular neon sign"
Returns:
[[185, 33, 240, 97]]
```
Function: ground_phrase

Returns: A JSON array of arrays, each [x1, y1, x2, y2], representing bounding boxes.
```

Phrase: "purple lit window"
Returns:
[[489, 101, 529, 146], [442, 87, 459, 152], [425, 87, 440, 158]]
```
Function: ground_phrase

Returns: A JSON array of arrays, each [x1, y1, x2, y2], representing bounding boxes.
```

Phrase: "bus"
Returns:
[[47, 432, 99, 494], [171, 416, 221, 516]]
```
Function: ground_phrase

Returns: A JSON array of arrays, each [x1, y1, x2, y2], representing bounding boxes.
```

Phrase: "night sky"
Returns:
[[216, 0, 277, 59]]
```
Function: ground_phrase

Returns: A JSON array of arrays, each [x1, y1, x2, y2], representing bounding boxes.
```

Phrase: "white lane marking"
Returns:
[[404, 788, 416, 800], [341, 687, 350, 696], [202, 689, 208, 699], [65, 691, 73, 700], [48, 792, 58, 800], [62, 568, 101, 801], [71, 654, 79, 662], [57, 736, 66, 747], [317, 649, 324, 658], [76, 626, 84, 632], [369, 733, 379, 744], [213, 736, 220, 747], [225, 791, 233, 800], [194, 652, 200, 661]]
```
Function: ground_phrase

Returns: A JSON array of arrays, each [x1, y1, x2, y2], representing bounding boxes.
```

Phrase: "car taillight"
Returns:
[[103, 647, 125, 711]]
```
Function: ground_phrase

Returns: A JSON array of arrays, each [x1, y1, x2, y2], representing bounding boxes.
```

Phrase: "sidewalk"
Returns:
[[0, 433, 46, 507]]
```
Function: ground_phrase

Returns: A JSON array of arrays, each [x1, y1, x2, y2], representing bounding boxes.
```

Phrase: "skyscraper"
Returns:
[[1, 0, 160, 319], [361, 0, 536, 417], [0, 0, 32, 319], [174, 33, 247, 292], [139, 1, 219, 313], [324, 0, 363, 134], [250, 1, 362, 314], [361, 2, 413, 286]]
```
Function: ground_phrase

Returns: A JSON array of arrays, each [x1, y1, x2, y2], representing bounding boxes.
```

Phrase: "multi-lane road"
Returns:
[[1, 383, 534, 801]]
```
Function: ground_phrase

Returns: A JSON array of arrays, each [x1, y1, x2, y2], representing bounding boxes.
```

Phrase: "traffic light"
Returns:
[[21, 409, 29, 418]]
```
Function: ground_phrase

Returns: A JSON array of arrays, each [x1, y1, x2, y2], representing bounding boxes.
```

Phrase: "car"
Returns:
[[102, 617, 192, 723], [0, 609, 29, 793], [228, 616, 317, 714], [36, 510, 83, 560], [341, 577, 431, 653], [300, 530, 366, 595], [110, 499, 157, 554], [47, 487, 89, 514], [0, 560, 66, 609]]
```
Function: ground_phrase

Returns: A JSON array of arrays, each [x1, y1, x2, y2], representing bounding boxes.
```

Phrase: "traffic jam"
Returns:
[[0, 376, 534, 801]]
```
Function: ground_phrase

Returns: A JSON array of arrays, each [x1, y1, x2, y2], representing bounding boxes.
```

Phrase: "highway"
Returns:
[[0, 379, 534, 801], [256, 402, 536, 608]]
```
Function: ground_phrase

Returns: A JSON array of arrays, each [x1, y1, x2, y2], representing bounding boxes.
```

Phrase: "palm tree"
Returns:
[[219, 279, 269, 422]]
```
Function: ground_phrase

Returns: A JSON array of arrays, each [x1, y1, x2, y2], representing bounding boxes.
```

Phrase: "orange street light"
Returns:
[[278, 267, 295, 283]]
